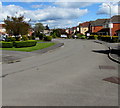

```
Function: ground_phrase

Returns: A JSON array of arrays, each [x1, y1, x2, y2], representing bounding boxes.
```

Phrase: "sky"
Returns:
[[0, 1, 119, 29]]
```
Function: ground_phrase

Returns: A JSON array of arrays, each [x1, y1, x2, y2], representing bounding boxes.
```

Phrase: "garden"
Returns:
[[87, 34, 119, 43], [0, 15, 54, 52], [0, 35, 54, 52]]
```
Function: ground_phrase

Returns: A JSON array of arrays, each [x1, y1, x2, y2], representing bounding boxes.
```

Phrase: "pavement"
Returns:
[[1, 40, 64, 64], [94, 40, 120, 64], [2, 39, 118, 106]]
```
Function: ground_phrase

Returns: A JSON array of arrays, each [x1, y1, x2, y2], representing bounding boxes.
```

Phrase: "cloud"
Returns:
[[0, 2, 2, 12], [41, 19, 79, 28], [55, 2, 93, 8], [31, 5, 47, 8], [0, 4, 88, 28], [97, 3, 119, 15]]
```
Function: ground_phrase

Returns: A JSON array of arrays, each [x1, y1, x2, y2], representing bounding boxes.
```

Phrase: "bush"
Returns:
[[15, 36, 21, 41], [100, 35, 119, 43], [88, 35, 95, 39], [22, 35, 28, 41], [5, 36, 16, 42], [76, 33, 85, 39], [0, 41, 13, 48], [94, 35, 98, 40], [111, 37, 119, 43], [14, 40, 37, 48], [44, 36, 52, 41], [28, 35, 36, 40], [38, 33, 45, 40]]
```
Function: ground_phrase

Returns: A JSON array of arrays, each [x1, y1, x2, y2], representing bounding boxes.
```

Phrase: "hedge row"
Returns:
[[44, 36, 52, 41], [0, 40, 37, 48], [0, 41, 13, 48], [88, 35, 119, 43], [14, 40, 37, 48]]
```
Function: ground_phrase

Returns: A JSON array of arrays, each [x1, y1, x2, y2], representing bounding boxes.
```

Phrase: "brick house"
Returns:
[[0, 24, 6, 35], [97, 15, 120, 36], [89, 19, 109, 35], [80, 22, 90, 35], [116, 29, 120, 36], [110, 15, 120, 36]]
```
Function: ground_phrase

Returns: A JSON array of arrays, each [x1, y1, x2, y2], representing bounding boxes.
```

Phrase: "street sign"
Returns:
[[109, 23, 113, 28]]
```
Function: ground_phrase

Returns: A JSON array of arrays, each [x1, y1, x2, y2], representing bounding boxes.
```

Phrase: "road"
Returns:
[[2, 39, 118, 106]]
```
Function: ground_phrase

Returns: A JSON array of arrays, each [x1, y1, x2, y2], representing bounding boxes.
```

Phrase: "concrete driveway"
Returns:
[[2, 39, 118, 106]]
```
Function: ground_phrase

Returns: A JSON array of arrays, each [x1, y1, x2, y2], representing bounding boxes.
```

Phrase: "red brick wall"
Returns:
[[112, 23, 120, 36], [92, 26, 103, 33]]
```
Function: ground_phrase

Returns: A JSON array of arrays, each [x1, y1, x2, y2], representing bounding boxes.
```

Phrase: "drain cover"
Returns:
[[103, 76, 120, 85], [99, 65, 116, 70]]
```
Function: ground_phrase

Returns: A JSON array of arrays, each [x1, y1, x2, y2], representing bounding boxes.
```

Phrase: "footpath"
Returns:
[[1, 40, 64, 64], [94, 40, 120, 64]]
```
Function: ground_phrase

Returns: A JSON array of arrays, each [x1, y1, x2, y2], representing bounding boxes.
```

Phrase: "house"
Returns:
[[76, 25, 80, 33], [80, 22, 90, 35], [116, 29, 120, 36], [89, 19, 109, 35], [43, 25, 50, 35], [97, 15, 120, 36], [110, 15, 120, 36], [0, 24, 6, 35]]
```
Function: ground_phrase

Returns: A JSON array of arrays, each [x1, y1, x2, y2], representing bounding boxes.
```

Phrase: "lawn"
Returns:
[[1, 42, 56, 52]]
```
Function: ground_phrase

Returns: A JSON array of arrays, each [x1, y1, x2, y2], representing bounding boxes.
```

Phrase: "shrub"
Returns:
[[100, 35, 119, 43], [31, 35, 36, 40], [22, 35, 29, 41], [5, 36, 16, 42], [44, 36, 52, 41], [28, 35, 36, 40], [14, 40, 37, 48], [15, 36, 21, 41], [94, 35, 98, 40], [0, 41, 13, 48], [76, 33, 85, 39], [52, 33, 57, 38], [111, 37, 119, 43], [38, 33, 45, 40], [88, 35, 95, 39]]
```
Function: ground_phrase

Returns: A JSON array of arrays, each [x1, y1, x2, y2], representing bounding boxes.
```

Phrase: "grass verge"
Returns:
[[1, 42, 56, 52]]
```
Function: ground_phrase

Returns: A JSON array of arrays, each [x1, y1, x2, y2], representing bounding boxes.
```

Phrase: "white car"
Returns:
[[61, 35, 67, 38]]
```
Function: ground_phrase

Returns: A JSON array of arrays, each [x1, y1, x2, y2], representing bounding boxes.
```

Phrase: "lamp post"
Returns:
[[106, 4, 112, 40]]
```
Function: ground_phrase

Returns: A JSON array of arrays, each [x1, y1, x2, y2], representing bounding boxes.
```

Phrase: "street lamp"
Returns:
[[105, 4, 112, 40]]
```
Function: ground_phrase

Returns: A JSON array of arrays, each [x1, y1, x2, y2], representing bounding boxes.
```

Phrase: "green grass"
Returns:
[[1, 42, 56, 52], [36, 40, 44, 42]]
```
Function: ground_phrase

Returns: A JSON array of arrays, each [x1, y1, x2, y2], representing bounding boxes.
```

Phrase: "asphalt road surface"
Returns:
[[2, 39, 119, 106]]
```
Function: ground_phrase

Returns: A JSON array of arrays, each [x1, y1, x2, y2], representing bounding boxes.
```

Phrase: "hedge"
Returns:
[[100, 35, 119, 42], [44, 36, 52, 41], [5, 36, 16, 42], [14, 40, 37, 48], [0, 41, 13, 48], [88, 35, 95, 39]]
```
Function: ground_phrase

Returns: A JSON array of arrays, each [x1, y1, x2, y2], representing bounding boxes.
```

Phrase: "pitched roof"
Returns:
[[111, 15, 120, 23], [90, 19, 109, 26], [80, 22, 90, 27], [115, 29, 120, 32]]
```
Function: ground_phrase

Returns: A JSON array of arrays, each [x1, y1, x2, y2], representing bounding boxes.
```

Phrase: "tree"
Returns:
[[34, 23, 45, 33], [50, 29, 61, 38], [4, 15, 31, 36]]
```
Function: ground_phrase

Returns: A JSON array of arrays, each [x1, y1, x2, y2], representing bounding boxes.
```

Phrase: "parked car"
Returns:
[[61, 35, 67, 38], [0, 34, 7, 41]]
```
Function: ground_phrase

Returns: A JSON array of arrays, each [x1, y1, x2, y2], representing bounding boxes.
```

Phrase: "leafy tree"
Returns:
[[4, 16, 31, 36], [50, 29, 61, 38], [34, 23, 45, 33]]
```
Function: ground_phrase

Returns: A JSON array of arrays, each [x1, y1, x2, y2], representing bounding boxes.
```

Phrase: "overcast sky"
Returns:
[[0, 1, 119, 28]]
